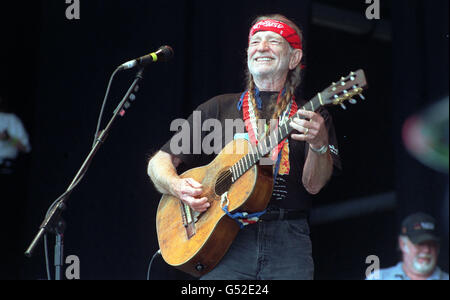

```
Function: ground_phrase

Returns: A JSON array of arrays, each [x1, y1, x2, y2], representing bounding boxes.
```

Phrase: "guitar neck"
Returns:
[[229, 68, 368, 182], [230, 94, 323, 182]]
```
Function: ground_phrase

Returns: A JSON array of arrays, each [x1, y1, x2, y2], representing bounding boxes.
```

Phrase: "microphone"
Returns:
[[119, 45, 174, 71]]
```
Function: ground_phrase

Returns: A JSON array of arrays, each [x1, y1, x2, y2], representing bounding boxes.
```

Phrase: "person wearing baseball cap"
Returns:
[[367, 212, 448, 280]]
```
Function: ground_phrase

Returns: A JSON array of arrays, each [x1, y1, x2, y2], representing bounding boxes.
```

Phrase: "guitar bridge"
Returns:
[[193, 211, 201, 223], [180, 202, 197, 239], [186, 223, 196, 240]]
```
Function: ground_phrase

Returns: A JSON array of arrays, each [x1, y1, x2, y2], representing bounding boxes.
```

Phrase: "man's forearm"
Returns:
[[148, 152, 209, 212], [302, 148, 333, 195], [147, 151, 180, 195]]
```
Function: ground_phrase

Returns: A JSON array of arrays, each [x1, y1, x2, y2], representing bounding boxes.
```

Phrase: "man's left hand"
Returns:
[[289, 110, 328, 149]]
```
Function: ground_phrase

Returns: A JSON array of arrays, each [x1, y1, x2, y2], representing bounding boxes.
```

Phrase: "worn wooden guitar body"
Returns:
[[156, 139, 274, 277]]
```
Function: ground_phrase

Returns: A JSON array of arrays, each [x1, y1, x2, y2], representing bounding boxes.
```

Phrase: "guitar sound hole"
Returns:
[[215, 170, 233, 196]]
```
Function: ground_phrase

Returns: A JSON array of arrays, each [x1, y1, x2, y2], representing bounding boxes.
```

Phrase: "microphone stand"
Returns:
[[24, 67, 145, 279], [54, 218, 65, 280]]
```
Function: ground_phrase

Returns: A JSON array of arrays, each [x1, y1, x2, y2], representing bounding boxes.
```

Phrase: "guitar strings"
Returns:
[[214, 146, 263, 194], [215, 171, 233, 194]]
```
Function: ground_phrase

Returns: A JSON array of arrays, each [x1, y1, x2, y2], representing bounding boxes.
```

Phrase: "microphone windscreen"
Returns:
[[158, 45, 174, 62]]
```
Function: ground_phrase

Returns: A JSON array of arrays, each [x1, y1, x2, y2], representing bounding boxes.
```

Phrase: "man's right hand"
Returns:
[[170, 178, 210, 213]]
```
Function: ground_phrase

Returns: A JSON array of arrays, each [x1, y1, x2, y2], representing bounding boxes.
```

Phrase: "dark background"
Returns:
[[0, 0, 448, 280]]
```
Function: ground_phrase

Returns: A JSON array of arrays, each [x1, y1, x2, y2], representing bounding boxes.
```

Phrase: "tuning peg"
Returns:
[[344, 92, 351, 100], [349, 99, 358, 105], [340, 103, 347, 110], [359, 94, 366, 101]]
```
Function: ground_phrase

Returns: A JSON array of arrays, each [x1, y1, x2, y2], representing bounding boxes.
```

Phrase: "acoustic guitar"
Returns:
[[156, 70, 368, 277]]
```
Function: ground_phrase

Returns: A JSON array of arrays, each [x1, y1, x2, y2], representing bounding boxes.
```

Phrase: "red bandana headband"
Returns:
[[249, 19, 302, 50]]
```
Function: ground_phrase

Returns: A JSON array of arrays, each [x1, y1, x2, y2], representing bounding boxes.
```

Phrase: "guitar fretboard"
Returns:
[[230, 94, 323, 182]]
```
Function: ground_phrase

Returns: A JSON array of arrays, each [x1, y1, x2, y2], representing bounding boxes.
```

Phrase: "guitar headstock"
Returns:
[[320, 69, 368, 110]]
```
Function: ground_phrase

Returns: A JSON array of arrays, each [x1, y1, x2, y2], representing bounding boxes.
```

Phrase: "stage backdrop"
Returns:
[[0, 0, 447, 280]]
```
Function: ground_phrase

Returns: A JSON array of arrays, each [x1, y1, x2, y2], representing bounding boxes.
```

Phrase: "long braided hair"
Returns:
[[245, 14, 303, 131]]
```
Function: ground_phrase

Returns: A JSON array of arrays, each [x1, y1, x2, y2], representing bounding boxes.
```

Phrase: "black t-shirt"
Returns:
[[161, 92, 341, 212]]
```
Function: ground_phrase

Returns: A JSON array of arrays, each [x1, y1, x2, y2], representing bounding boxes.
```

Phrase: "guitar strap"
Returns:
[[221, 192, 267, 229]]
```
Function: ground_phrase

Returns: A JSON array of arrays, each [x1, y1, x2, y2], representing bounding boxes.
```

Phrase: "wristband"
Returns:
[[309, 144, 328, 155]]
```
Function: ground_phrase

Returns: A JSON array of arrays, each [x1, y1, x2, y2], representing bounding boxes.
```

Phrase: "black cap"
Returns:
[[401, 212, 440, 244]]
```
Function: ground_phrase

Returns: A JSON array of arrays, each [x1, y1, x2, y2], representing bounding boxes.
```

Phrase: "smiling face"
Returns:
[[247, 31, 292, 80], [247, 31, 302, 91]]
